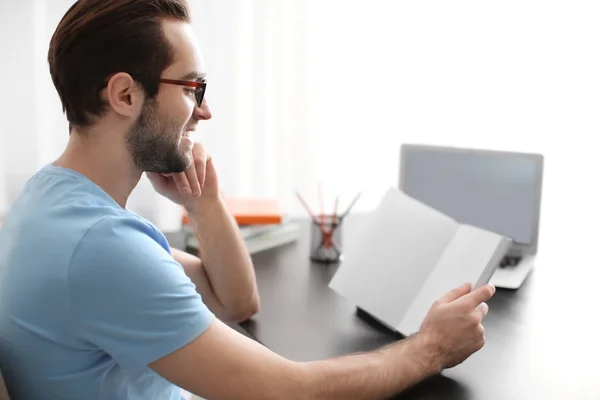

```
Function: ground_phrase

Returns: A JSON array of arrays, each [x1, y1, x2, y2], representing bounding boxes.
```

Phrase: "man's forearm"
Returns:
[[298, 334, 441, 400], [185, 195, 259, 321]]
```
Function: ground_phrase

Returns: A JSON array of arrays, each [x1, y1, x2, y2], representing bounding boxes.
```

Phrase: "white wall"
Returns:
[[1, 0, 41, 207], [303, 0, 600, 211], [2, 1, 600, 230], [189, 0, 316, 213], [0, 129, 5, 216], [0, 0, 70, 214]]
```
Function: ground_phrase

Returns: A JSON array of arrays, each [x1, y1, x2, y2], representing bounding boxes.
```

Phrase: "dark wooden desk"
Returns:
[[167, 216, 599, 400]]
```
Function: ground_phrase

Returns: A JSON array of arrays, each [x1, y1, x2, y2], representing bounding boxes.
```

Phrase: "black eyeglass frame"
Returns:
[[160, 78, 207, 107]]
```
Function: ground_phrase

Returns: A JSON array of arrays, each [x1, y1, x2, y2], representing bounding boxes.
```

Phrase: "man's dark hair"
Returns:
[[48, 0, 191, 130]]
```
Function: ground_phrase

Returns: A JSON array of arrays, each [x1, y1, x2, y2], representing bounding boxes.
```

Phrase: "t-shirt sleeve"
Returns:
[[67, 215, 215, 370]]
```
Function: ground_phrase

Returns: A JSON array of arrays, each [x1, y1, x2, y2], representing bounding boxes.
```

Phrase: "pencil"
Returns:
[[318, 184, 328, 247], [332, 195, 339, 225], [318, 183, 326, 225], [296, 191, 321, 225], [340, 192, 362, 220]]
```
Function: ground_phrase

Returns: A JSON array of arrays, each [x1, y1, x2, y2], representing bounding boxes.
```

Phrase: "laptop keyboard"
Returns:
[[499, 255, 522, 268]]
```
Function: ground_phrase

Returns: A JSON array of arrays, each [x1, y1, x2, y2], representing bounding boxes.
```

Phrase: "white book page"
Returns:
[[397, 224, 512, 335], [329, 187, 459, 328]]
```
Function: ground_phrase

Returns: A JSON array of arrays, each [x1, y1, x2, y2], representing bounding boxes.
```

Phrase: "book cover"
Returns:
[[182, 197, 283, 226]]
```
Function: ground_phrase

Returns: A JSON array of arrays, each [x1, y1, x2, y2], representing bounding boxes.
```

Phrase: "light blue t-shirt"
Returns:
[[0, 164, 215, 399]]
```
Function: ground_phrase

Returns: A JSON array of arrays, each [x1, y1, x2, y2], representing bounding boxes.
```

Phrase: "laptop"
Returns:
[[399, 143, 544, 289]]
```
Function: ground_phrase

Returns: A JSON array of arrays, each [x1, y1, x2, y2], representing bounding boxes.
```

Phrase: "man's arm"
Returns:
[[149, 144, 258, 322], [170, 247, 236, 322], [150, 283, 495, 400], [150, 318, 439, 400], [173, 195, 259, 323]]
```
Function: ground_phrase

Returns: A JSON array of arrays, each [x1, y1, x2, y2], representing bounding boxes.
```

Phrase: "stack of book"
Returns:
[[182, 197, 300, 255]]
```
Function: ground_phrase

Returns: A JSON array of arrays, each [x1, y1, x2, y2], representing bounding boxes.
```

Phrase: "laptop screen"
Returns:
[[400, 146, 542, 247]]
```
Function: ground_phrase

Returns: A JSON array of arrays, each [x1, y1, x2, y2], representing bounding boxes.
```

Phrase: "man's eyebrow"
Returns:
[[178, 71, 206, 81]]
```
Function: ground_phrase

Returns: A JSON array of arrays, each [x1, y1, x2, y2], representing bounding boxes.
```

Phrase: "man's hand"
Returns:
[[150, 142, 259, 323], [417, 282, 495, 370], [147, 142, 220, 208]]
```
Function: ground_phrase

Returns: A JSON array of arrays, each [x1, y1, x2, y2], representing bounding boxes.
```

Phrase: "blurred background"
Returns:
[[1, 0, 600, 233]]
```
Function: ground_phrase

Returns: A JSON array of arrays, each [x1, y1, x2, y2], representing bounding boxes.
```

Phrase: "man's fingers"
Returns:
[[439, 282, 472, 303], [476, 302, 489, 318], [172, 172, 192, 196], [146, 172, 167, 189], [460, 284, 496, 308], [195, 157, 207, 189], [192, 143, 208, 189], [184, 161, 201, 197], [146, 172, 160, 183]]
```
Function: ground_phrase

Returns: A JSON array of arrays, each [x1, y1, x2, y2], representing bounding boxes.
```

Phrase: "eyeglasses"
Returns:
[[159, 78, 207, 107]]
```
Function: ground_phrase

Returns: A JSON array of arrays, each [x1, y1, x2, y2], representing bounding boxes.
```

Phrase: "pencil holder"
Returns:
[[310, 215, 343, 264]]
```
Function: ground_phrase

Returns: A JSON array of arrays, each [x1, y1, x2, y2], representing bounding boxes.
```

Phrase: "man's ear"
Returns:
[[104, 72, 144, 118]]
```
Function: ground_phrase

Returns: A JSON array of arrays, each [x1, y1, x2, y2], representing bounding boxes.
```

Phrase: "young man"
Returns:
[[0, 1, 495, 399]]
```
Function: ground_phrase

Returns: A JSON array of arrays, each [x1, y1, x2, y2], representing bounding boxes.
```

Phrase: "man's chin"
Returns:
[[148, 155, 192, 174], [150, 166, 186, 174]]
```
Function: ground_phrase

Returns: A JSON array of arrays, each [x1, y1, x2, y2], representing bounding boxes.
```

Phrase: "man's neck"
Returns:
[[54, 128, 141, 208]]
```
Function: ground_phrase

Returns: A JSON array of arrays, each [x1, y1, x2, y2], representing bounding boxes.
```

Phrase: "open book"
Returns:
[[329, 187, 512, 336]]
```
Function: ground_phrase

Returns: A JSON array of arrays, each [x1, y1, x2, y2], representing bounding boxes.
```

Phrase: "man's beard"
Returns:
[[127, 99, 192, 173]]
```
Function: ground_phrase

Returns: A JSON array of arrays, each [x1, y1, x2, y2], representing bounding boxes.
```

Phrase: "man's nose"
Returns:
[[195, 99, 212, 120]]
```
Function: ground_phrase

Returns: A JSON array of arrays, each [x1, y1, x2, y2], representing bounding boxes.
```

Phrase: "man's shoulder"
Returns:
[[5, 163, 124, 228], [75, 212, 169, 256], [67, 211, 187, 309], [67, 201, 175, 273], [0, 164, 169, 268]]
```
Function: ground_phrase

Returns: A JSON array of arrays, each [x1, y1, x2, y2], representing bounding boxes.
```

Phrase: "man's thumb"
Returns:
[[439, 282, 471, 303], [146, 172, 165, 186]]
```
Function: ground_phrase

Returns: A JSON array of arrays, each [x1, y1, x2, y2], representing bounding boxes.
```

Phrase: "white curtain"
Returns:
[[0, 0, 71, 220], [2, 1, 600, 235], [0, 0, 319, 231]]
